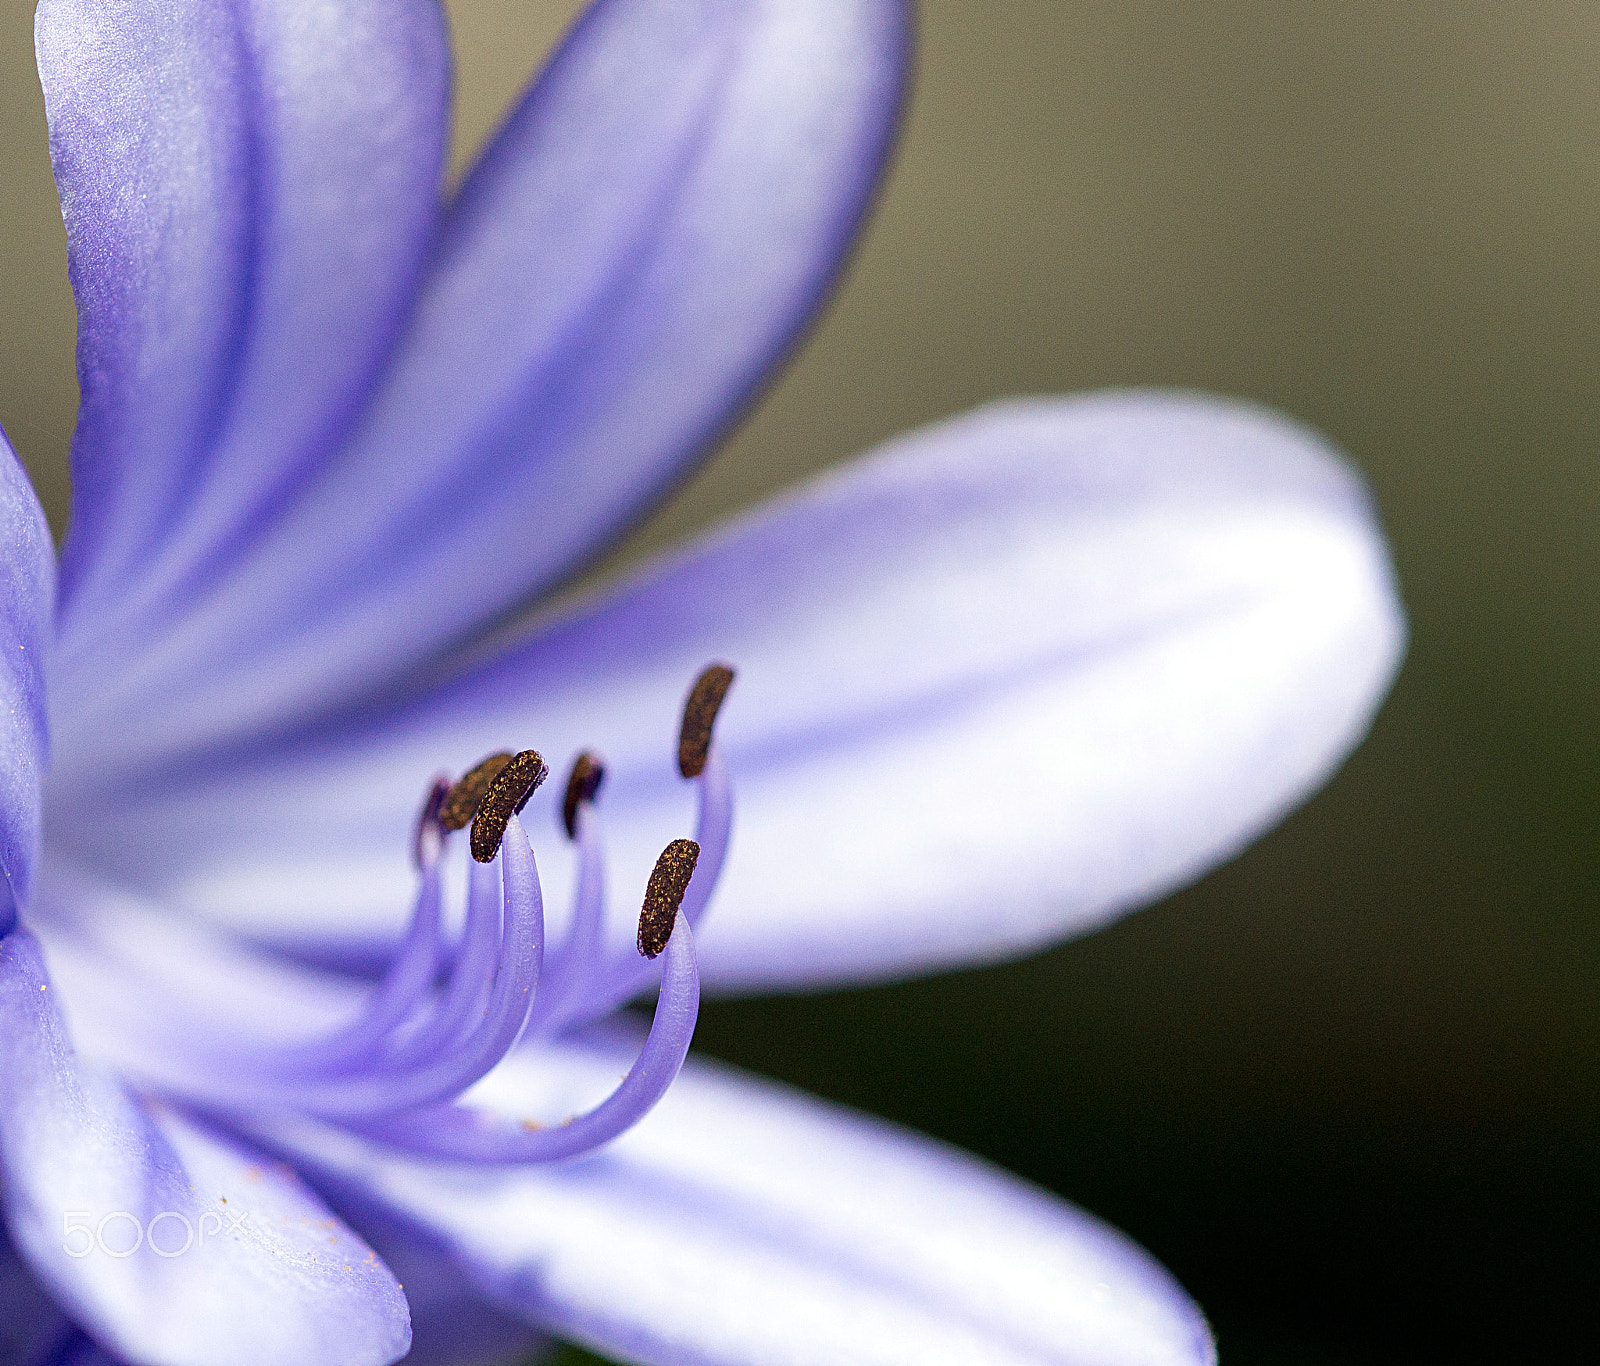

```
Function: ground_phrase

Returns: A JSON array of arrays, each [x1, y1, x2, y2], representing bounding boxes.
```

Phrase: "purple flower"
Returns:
[[0, 1, 1404, 1363]]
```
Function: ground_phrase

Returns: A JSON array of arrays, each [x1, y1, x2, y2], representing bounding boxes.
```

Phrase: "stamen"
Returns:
[[353, 907, 700, 1163], [116, 672, 734, 1166], [638, 839, 700, 958], [412, 774, 452, 869], [128, 818, 544, 1117], [303, 857, 444, 1070], [470, 749, 549, 863], [270, 816, 546, 1119], [383, 853, 504, 1068], [151, 774, 458, 1082], [439, 751, 513, 830], [677, 663, 735, 778], [524, 794, 609, 1039], [247, 848, 447, 1078], [561, 751, 606, 839], [675, 745, 731, 933], [559, 741, 733, 1026]]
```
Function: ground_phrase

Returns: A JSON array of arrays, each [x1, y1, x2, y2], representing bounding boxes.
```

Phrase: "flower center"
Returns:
[[165, 664, 735, 1164]]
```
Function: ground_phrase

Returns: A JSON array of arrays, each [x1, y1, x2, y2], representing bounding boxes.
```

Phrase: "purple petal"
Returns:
[[73, 393, 1403, 990], [0, 929, 411, 1366], [37, 0, 449, 644], [0, 431, 54, 928], [37, 1330, 128, 1366], [269, 1031, 1215, 1366], [321, 1193, 551, 1366], [1, 1223, 67, 1364], [50, 0, 911, 781]]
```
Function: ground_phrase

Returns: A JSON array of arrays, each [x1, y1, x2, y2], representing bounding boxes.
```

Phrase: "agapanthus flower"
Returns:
[[0, 2, 1404, 1364]]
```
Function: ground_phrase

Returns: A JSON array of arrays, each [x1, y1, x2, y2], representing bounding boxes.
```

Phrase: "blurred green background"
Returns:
[[3, 2, 1596, 1362]]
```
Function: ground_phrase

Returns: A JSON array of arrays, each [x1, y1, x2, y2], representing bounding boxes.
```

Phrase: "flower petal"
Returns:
[[50, 0, 911, 783], [0, 929, 411, 1366], [1, 1223, 67, 1364], [37, 0, 449, 643], [270, 1032, 1214, 1366], [325, 1193, 552, 1366], [0, 430, 54, 929], [73, 393, 1403, 991], [40, 1330, 118, 1366]]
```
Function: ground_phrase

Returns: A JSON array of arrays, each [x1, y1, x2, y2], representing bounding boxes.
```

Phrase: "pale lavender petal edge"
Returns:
[[267, 1030, 1215, 1366], [0, 428, 54, 929]]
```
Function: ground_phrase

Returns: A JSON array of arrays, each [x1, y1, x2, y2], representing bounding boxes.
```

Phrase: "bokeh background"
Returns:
[[3, 2, 1596, 1362]]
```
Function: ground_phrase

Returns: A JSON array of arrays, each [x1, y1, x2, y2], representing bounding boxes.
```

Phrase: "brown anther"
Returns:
[[470, 750, 550, 863], [637, 838, 700, 958], [677, 663, 735, 778], [438, 752, 513, 831], [561, 751, 606, 840], [412, 775, 451, 869]]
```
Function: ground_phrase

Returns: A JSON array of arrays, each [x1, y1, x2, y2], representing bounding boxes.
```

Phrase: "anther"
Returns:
[[470, 750, 550, 863], [412, 774, 452, 869], [439, 752, 513, 831], [638, 839, 700, 958], [677, 664, 735, 778], [561, 751, 606, 840]]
